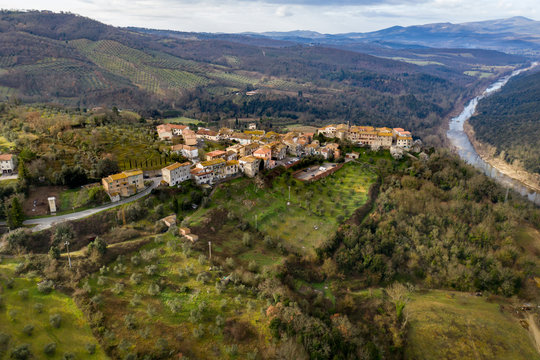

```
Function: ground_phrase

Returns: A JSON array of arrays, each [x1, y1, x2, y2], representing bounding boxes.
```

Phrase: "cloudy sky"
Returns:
[[1, 0, 538, 33]]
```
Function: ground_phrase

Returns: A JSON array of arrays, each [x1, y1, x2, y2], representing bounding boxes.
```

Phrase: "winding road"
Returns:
[[1, 177, 161, 232]]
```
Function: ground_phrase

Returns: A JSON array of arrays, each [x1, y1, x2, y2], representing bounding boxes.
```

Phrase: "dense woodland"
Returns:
[[469, 69, 540, 174]]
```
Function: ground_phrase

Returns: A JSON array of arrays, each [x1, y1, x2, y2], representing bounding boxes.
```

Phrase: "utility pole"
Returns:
[[287, 185, 291, 206], [65, 241, 72, 269], [208, 241, 212, 261], [504, 187, 509, 203]]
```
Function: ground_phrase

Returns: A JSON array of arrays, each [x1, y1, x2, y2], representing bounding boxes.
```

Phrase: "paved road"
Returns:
[[1, 178, 161, 232]]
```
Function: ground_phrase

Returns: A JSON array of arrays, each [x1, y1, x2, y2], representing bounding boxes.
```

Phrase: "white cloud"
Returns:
[[275, 5, 293, 17], [0, 0, 537, 33]]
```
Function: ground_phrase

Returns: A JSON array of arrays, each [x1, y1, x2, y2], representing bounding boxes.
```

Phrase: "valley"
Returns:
[[1, 8, 540, 360]]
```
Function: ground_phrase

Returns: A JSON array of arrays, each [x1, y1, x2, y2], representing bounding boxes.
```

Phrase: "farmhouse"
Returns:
[[0, 153, 16, 174], [197, 129, 219, 141], [162, 162, 192, 186], [102, 169, 144, 199]]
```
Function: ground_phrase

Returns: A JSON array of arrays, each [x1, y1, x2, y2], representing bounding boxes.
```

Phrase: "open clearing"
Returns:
[[406, 290, 540, 360]]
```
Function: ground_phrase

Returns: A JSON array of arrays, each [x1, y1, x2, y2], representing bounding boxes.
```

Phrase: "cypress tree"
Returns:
[[6, 197, 25, 229]]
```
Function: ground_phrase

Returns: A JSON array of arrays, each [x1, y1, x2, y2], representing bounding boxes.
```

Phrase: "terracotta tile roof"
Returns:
[[0, 154, 13, 161], [163, 162, 191, 171]]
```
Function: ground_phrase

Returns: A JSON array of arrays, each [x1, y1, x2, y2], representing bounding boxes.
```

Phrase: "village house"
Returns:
[[248, 123, 257, 130], [305, 143, 320, 156], [321, 143, 341, 160], [269, 142, 287, 160], [197, 129, 219, 142], [205, 150, 227, 161], [317, 124, 337, 138], [102, 169, 144, 200], [194, 158, 226, 184], [218, 128, 235, 140], [171, 144, 199, 161], [224, 160, 240, 177], [162, 162, 192, 186], [226, 150, 238, 161], [396, 135, 413, 149], [182, 129, 198, 146], [0, 154, 16, 175], [190, 168, 213, 185], [230, 132, 252, 145], [239, 156, 260, 178]]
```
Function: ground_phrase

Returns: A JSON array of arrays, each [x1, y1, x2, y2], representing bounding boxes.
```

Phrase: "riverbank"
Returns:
[[464, 121, 540, 193]]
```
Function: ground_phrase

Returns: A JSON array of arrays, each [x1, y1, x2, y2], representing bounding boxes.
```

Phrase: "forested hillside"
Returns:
[[469, 69, 540, 174], [0, 11, 528, 139]]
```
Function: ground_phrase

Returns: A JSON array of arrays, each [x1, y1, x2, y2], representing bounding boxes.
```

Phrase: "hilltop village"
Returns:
[[101, 122, 414, 201]]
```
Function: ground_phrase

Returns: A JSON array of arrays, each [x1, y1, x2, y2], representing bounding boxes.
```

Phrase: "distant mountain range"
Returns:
[[243, 17, 540, 56]]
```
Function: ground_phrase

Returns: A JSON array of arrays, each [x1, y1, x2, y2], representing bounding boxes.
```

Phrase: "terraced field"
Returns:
[[70, 39, 211, 95]]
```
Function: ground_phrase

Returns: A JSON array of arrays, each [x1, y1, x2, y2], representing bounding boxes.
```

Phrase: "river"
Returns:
[[446, 62, 540, 206]]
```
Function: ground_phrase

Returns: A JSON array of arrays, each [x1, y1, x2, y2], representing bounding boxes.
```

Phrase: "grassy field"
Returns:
[[189, 161, 377, 255], [406, 290, 540, 360], [82, 231, 270, 359], [464, 70, 494, 79], [164, 116, 202, 125], [0, 259, 107, 359]]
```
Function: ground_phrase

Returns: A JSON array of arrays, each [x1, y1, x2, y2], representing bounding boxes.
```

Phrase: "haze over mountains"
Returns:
[[245, 16, 540, 56]]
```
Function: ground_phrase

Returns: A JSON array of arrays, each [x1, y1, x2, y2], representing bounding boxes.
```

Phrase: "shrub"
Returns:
[[166, 299, 182, 314], [43, 342, 57, 356], [5, 277, 14, 289], [0, 333, 10, 351], [225, 344, 238, 357], [33, 303, 44, 314], [38, 280, 54, 294], [85, 343, 96, 355], [48, 246, 60, 260], [112, 283, 125, 295], [130, 294, 142, 307], [9, 309, 18, 321], [196, 272, 210, 284], [124, 314, 136, 330], [10, 344, 31, 360], [22, 324, 34, 336], [91, 294, 103, 306], [49, 314, 62, 328], [263, 235, 274, 248], [145, 264, 158, 276], [130, 272, 142, 285], [148, 283, 160, 296], [130, 255, 141, 266], [225, 257, 235, 268], [87, 237, 107, 256], [113, 263, 126, 274], [62, 352, 75, 360], [193, 324, 204, 339], [242, 233, 252, 247], [248, 261, 258, 273], [198, 254, 206, 265]]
